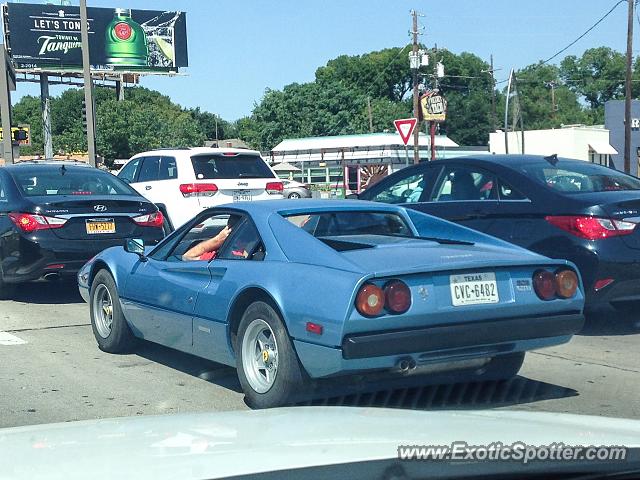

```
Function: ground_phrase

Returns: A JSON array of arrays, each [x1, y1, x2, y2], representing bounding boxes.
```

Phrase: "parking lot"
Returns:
[[1, 279, 639, 428]]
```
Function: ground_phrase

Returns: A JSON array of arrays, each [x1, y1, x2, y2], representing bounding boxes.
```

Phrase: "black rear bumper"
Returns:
[[341, 312, 585, 360]]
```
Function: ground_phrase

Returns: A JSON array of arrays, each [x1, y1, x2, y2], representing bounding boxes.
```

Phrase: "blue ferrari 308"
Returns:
[[78, 200, 585, 408]]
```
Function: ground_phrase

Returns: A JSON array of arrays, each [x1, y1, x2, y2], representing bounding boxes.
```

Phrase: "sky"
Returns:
[[12, 0, 638, 121]]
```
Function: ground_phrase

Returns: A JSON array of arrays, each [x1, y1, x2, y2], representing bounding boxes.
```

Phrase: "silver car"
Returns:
[[282, 179, 312, 199]]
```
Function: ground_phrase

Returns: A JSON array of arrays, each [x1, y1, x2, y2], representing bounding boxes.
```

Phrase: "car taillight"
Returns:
[[533, 269, 556, 300], [555, 269, 578, 299], [545, 215, 637, 240], [355, 283, 385, 317], [179, 183, 218, 198], [133, 211, 164, 228], [266, 182, 283, 195], [9, 213, 67, 233], [383, 280, 411, 314]]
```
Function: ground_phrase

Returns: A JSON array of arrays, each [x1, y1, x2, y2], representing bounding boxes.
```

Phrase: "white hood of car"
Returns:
[[1, 407, 639, 480]]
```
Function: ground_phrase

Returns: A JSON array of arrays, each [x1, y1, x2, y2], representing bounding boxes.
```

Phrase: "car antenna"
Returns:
[[544, 153, 559, 165]]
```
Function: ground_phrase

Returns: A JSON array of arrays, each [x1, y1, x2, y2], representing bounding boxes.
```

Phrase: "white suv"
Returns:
[[117, 147, 283, 228]]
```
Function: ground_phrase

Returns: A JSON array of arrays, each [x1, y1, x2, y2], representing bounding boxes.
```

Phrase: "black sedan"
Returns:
[[0, 161, 164, 298], [357, 154, 640, 311]]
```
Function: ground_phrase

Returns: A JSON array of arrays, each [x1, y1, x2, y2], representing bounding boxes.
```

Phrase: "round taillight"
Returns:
[[555, 269, 578, 299], [533, 270, 556, 300], [355, 283, 385, 317], [384, 280, 411, 314]]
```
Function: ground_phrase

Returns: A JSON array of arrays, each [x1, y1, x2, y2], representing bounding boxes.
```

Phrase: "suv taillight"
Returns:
[[266, 182, 283, 195], [133, 211, 164, 228], [9, 213, 67, 233], [179, 183, 218, 198]]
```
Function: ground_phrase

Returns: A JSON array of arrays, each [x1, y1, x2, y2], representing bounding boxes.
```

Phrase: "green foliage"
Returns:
[[12, 86, 206, 161]]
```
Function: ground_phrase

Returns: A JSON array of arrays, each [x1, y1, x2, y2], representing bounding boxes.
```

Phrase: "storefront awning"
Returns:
[[589, 142, 618, 155]]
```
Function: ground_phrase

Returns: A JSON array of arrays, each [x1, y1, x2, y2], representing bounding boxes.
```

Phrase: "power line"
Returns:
[[541, 0, 626, 65]]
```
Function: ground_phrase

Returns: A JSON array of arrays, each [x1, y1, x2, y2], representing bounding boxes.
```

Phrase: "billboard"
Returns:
[[3, 3, 188, 73]]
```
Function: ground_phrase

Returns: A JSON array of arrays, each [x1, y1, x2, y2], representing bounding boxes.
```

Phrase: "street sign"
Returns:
[[394, 118, 417, 146], [420, 90, 447, 122]]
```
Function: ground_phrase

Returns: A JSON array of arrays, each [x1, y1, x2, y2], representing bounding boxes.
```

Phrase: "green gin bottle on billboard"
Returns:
[[105, 8, 148, 66]]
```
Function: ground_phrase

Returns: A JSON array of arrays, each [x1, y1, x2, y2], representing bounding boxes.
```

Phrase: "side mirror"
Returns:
[[345, 193, 359, 200], [124, 238, 147, 261]]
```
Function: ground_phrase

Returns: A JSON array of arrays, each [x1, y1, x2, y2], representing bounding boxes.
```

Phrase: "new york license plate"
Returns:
[[86, 218, 116, 234], [233, 190, 252, 202], [450, 272, 499, 306]]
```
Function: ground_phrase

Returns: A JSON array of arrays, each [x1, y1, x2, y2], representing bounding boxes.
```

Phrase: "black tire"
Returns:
[[236, 301, 306, 408], [89, 269, 136, 353], [480, 352, 525, 381], [0, 273, 15, 300], [288, 192, 301, 199]]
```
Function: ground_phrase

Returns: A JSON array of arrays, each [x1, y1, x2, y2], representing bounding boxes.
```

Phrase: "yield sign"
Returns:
[[394, 118, 417, 145]]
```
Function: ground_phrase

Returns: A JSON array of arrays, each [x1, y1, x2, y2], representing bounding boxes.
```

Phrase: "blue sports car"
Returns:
[[78, 200, 585, 408]]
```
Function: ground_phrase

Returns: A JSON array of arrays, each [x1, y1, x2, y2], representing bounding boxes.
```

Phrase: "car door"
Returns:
[[191, 217, 265, 364], [133, 156, 161, 203], [120, 213, 223, 352], [408, 164, 500, 232], [117, 157, 142, 186]]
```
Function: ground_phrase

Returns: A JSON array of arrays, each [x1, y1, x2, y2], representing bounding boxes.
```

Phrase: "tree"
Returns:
[[560, 47, 626, 120], [512, 63, 589, 130]]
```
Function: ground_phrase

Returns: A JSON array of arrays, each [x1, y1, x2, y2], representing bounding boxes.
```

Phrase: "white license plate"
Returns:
[[450, 272, 499, 306], [233, 190, 252, 202]]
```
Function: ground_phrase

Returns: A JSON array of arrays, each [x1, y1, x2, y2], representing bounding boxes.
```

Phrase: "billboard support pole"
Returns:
[[115, 79, 124, 101], [0, 45, 14, 165], [80, 0, 97, 167], [40, 74, 53, 159]]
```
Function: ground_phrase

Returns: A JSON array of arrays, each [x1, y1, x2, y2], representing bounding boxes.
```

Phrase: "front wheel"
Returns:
[[236, 301, 306, 408], [90, 269, 136, 353]]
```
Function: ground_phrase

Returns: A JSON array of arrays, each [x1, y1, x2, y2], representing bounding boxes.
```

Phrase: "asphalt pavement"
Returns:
[[1, 280, 639, 428]]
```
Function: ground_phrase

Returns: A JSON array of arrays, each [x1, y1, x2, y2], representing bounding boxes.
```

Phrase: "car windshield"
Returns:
[[11, 167, 137, 196], [519, 161, 640, 193], [191, 154, 275, 179], [283, 211, 413, 238]]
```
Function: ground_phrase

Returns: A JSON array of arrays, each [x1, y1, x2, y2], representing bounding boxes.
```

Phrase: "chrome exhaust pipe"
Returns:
[[43, 272, 61, 281], [397, 358, 413, 373]]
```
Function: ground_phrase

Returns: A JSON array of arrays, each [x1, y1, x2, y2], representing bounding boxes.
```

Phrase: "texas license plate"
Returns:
[[233, 190, 252, 202], [86, 218, 116, 234], [450, 272, 499, 306]]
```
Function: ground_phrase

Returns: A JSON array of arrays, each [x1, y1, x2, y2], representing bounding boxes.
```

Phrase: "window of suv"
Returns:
[[191, 153, 275, 179], [118, 157, 141, 183], [137, 157, 160, 182]]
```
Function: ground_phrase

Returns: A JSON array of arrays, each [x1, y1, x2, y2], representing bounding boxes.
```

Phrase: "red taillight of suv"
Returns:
[[266, 182, 283, 195], [545, 215, 638, 240], [133, 211, 164, 228], [9, 213, 67, 233], [179, 183, 218, 198]]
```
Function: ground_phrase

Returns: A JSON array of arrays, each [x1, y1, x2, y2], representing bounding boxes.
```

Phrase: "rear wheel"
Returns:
[[288, 192, 301, 199], [0, 273, 15, 300], [90, 269, 136, 353], [236, 301, 306, 408], [480, 352, 525, 381]]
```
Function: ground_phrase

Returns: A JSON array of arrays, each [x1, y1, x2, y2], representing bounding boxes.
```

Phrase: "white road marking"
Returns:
[[0, 331, 27, 345]]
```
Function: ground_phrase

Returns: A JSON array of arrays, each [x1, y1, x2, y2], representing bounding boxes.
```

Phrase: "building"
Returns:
[[605, 100, 640, 176], [489, 125, 617, 165], [270, 132, 486, 193]]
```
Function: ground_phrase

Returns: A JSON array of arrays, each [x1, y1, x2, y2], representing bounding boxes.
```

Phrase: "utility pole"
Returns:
[[80, 0, 97, 167], [40, 74, 53, 158], [366, 96, 373, 133], [489, 54, 497, 132], [624, 0, 634, 174], [411, 9, 420, 164]]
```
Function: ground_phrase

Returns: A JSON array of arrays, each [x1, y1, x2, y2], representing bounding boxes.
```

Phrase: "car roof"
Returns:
[[132, 147, 262, 157], [214, 199, 403, 216], [3, 162, 97, 174], [428, 153, 586, 167]]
